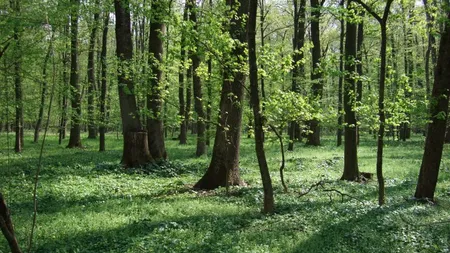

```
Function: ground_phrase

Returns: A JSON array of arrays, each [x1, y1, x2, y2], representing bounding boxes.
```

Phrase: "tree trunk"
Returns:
[[67, 0, 83, 148], [206, 59, 212, 146], [114, 0, 153, 167], [147, 0, 167, 161], [337, 0, 344, 147], [249, 0, 274, 213], [187, 0, 207, 157], [341, 0, 359, 181], [87, 4, 100, 139], [179, 7, 188, 145], [194, 0, 248, 189], [289, 0, 306, 151], [59, 21, 69, 145], [0, 193, 22, 253], [11, 0, 23, 153], [356, 12, 364, 145], [99, 13, 109, 152], [306, 0, 322, 146], [415, 10, 450, 200], [34, 36, 53, 143]]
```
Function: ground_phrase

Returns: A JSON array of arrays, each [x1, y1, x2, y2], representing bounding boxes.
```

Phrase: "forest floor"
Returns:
[[1, 131, 450, 253]]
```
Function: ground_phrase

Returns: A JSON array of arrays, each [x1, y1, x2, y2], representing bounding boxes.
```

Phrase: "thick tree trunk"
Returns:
[[147, 0, 167, 161], [194, 0, 248, 189], [289, 0, 306, 151], [0, 193, 22, 253], [249, 0, 274, 213], [114, 0, 153, 167], [87, 6, 100, 139], [67, 0, 83, 148], [306, 0, 322, 146], [187, 0, 206, 157], [341, 0, 359, 181], [337, 0, 344, 147], [415, 10, 450, 200], [99, 13, 109, 152]]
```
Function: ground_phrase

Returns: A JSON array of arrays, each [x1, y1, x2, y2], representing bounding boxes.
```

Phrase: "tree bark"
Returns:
[[87, 2, 100, 139], [179, 6, 188, 145], [355, 12, 364, 145], [0, 193, 22, 253], [337, 0, 344, 147], [341, 0, 359, 181], [99, 13, 109, 152], [306, 0, 322, 146], [147, 0, 167, 161], [249, 0, 274, 213], [187, 0, 207, 157], [67, 0, 83, 148], [415, 10, 450, 200], [59, 21, 69, 145], [289, 0, 306, 151], [114, 0, 154, 167], [11, 0, 23, 153], [194, 0, 248, 189]]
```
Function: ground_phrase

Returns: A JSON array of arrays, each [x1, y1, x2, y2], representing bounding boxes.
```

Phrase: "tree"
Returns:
[[306, 0, 323, 146], [67, 0, 83, 148], [354, 0, 394, 205], [178, 6, 188, 145], [337, 0, 345, 147], [147, 0, 167, 161], [194, 0, 248, 189], [289, 0, 306, 151], [99, 13, 109, 152], [341, 0, 359, 181], [187, 0, 207, 157], [0, 193, 21, 253], [248, 0, 274, 213], [11, 0, 23, 153], [114, 0, 154, 167], [414, 9, 450, 201], [87, 0, 100, 139]]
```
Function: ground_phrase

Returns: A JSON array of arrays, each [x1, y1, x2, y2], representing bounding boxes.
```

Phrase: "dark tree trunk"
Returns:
[[0, 193, 22, 253], [34, 37, 53, 143], [248, 0, 274, 213], [99, 13, 109, 152], [415, 10, 450, 200], [12, 0, 23, 153], [67, 0, 83, 148], [179, 7, 188, 145], [206, 60, 212, 146], [187, 0, 206, 157], [337, 0, 344, 147], [306, 0, 322, 146], [341, 0, 359, 181], [194, 0, 248, 190], [147, 0, 167, 161], [185, 65, 192, 138], [59, 22, 69, 145], [289, 0, 306, 151], [423, 0, 437, 97], [114, 0, 153, 167], [87, 4, 100, 139]]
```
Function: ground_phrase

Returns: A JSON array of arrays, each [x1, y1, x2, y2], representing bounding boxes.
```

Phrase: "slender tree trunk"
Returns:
[[337, 0, 344, 147], [114, 0, 153, 167], [34, 36, 53, 143], [415, 10, 450, 200], [306, 0, 322, 146], [423, 0, 436, 98], [194, 0, 248, 189], [179, 7, 188, 145], [289, 0, 306, 151], [67, 0, 83, 148], [59, 21, 69, 145], [99, 13, 109, 152], [341, 0, 359, 181], [249, 0, 274, 213], [11, 0, 23, 153], [87, 4, 100, 139], [147, 0, 167, 161], [187, 0, 206, 157], [206, 59, 212, 146], [0, 193, 22, 253], [356, 12, 364, 145]]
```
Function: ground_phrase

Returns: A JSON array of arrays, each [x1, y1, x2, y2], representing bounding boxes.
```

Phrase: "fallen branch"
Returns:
[[0, 193, 22, 253], [297, 180, 364, 204]]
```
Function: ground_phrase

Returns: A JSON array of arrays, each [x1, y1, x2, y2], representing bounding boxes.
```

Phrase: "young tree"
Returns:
[[341, 0, 359, 181], [354, 0, 394, 205], [67, 0, 83, 148], [194, 0, 248, 189], [178, 7, 188, 145], [337, 0, 344, 147], [87, 0, 100, 139], [414, 9, 450, 201], [248, 0, 274, 213], [11, 0, 23, 153], [114, 0, 154, 167], [147, 0, 167, 161]]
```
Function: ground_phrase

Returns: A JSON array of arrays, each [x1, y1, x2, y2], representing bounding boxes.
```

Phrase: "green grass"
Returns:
[[1, 131, 450, 252]]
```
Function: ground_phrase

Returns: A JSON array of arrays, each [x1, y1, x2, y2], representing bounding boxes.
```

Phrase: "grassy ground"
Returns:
[[1, 131, 449, 253]]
